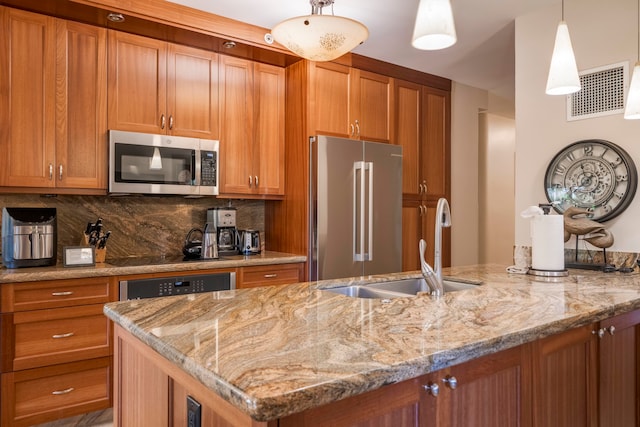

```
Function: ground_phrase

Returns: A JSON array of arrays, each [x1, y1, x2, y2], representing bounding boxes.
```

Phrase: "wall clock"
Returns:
[[544, 139, 638, 222]]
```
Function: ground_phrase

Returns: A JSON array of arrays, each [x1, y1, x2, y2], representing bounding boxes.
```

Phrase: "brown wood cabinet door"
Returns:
[[55, 20, 107, 190], [394, 79, 422, 196], [219, 55, 254, 195], [422, 87, 450, 200], [351, 69, 392, 143], [167, 44, 219, 139], [107, 31, 167, 133], [598, 310, 640, 427], [0, 7, 56, 187], [254, 63, 285, 195], [310, 61, 351, 138], [530, 324, 598, 427], [402, 201, 422, 271]]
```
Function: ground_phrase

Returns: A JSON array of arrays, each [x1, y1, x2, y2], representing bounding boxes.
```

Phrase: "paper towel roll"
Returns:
[[531, 214, 565, 271]]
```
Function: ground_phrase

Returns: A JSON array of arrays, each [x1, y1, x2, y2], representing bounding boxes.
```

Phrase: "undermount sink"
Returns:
[[322, 277, 482, 299]]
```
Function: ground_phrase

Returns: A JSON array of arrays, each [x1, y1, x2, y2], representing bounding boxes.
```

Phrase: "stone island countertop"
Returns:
[[103, 265, 640, 421], [0, 251, 306, 283]]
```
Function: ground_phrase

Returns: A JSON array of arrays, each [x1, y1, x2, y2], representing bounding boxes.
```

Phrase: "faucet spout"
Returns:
[[434, 198, 452, 283]]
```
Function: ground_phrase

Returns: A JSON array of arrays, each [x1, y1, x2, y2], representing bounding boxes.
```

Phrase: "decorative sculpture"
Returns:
[[563, 206, 614, 248]]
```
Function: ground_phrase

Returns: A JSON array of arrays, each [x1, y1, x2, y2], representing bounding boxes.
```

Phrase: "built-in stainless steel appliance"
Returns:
[[207, 207, 237, 256], [109, 130, 219, 196], [119, 271, 235, 300], [2, 207, 57, 268], [309, 135, 402, 280]]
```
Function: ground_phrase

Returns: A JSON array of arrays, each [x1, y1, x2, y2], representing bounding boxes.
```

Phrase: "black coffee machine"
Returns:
[[207, 207, 237, 256], [2, 207, 57, 268]]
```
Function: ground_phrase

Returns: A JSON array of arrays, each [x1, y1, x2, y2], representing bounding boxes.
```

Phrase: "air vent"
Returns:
[[567, 62, 627, 121]]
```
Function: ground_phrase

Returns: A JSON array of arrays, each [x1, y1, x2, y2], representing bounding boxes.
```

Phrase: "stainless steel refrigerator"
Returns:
[[309, 135, 403, 281]]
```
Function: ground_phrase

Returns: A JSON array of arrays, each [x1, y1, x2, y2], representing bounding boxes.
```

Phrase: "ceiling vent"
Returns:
[[567, 62, 628, 121]]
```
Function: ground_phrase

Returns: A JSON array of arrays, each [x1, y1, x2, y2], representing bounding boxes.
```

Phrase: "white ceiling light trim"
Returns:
[[546, 0, 580, 95], [412, 0, 457, 50], [271, 0, 369, 61], [625, 0, 640, 119]]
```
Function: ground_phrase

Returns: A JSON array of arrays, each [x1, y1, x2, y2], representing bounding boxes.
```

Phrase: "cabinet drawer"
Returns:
[[12, 304, 111, 371], [238, 263, 303, 288], [1, 357, 112, 427], [1, 277, 114, 312]]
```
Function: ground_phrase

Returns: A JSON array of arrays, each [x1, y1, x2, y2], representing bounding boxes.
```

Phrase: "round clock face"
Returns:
[[544, 139, 638, 222]]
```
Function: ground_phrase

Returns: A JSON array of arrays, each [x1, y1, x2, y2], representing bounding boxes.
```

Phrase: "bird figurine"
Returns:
[[563, 206, 614, 248]]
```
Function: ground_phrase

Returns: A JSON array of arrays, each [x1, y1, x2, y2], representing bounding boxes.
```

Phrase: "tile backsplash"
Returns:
[[0, 194, 264, 261]]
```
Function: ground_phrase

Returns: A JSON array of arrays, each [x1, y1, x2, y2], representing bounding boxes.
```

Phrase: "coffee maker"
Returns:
[[2, 207, 57, 268], [207, 207, 237, 256]]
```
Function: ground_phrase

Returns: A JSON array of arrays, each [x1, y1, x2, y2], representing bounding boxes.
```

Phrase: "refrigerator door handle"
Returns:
[[354, 161, 366, 262], [365, 161, 374, 261]]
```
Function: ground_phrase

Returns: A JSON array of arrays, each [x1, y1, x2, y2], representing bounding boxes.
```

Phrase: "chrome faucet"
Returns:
[[434, 197, 452, 283], [419, 239, 444, 296]]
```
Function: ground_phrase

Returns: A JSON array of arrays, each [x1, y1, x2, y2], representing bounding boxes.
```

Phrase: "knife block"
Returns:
[[80, 234, 107, 263]]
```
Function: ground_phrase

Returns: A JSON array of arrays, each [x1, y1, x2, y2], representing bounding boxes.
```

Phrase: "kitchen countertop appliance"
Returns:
[[119, 271, 235, 300], [2, 207, 57, 268], [207, 207, 238, 256], [309, 135, 403, 280], [236, 229, 261, 255], [182, 228, 203, 259]]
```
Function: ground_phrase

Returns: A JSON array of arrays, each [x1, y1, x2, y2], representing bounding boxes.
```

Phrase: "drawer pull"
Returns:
[[264, 274, 278, 278], [52, 387, 75, 395], [51, 291, 74, 296], [52, 332, 74, 339]]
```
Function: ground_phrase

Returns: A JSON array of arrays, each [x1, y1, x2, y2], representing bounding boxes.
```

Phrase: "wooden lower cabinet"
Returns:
[[237, 263, 304, 289]]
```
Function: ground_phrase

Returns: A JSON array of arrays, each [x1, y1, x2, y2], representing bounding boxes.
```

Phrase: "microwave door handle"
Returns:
[[193, 150, 199, 185]]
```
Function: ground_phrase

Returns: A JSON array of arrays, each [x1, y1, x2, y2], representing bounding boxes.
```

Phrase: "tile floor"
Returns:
[[33, 409, 113, 427]]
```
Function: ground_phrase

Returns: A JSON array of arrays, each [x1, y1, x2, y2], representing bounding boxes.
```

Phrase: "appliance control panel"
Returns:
[[119, 272, 235, 300], [200, 151, 217, 186]]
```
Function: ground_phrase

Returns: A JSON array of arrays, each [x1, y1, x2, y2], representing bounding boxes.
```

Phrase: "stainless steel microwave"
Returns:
[[108, 130, 219, 196]]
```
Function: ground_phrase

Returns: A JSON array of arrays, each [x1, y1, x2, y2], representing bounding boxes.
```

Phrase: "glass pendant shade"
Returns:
[[412, 0, 457, 50], [624, 62, 640, 119], [546, 21, 581, 95], [149, 147, 163, 170], [272, 14, 369, 62]]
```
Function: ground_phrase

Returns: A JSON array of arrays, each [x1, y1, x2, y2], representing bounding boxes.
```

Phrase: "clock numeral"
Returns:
[[565, 152, 576, 162], [617, 174, 628, 181], [610, 156, 623, 167], [603, 204, 612, 213], [584, 145, 594, 156], [554, 164, 567, 175]]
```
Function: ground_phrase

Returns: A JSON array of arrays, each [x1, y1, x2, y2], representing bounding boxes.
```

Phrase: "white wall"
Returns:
[[515, 0, 640, 252]]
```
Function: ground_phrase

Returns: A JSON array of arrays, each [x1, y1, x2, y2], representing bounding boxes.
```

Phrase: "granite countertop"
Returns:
[[103, 265, 640, 422], [0, 251, 306, 283]]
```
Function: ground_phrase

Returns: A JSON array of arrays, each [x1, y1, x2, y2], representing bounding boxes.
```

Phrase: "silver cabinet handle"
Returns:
[[255, 176, 259, 187], [59, 164, 63, 181], [248, 176, 253, 187], [607, 325, 616, 335], [49, 163, 53, 180], [264, 274, 277, 278], [423, 181, 428, 194], [52, 332, 74, 339], [51, 291, 73, 296], [52, 387, 74, 395], [423, 383, 439, 396], [169, 115, 174, 130], [443, 376, 458, 390], [350, 123, 355, 136], [161, 114, 166, 129], [355, 119, 360, 137], [592, 328, 605, 338]]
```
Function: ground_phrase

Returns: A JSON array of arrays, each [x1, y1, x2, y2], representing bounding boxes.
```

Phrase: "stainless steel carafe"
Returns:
[[201, 222, 219, 259]]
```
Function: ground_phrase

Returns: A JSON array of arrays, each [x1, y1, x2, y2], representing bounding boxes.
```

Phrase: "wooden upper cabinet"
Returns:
[[423, 86, 450, 200], [0, 7, 107, 191], [393, 79, 422, 197], [107, 31, 219, 139], [219, 55, 284, 197], [310, 62, 392, 142]]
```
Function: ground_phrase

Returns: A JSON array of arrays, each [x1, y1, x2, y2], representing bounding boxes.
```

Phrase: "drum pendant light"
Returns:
[[546, 0, 581, 95], [625, 0, 640, 119], [272, 0, 369, 62], [412, 0, 457, 50]]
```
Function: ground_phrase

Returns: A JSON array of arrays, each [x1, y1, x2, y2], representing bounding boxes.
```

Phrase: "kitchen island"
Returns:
[[104, 265, 640, 426]]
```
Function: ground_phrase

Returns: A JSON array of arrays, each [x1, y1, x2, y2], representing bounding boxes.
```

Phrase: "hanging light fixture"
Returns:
[[546, 0, 581, 95], [625, 0, 640, 119], [271, 0, 369, 62], [412, 0, 457, 50], [149, 147, 163, 170]]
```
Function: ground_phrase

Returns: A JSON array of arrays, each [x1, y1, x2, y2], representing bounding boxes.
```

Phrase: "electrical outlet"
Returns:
[[187, 395, 201, 427]]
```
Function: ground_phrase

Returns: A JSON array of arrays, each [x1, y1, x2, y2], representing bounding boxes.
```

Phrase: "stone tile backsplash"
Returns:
[[0, 194, 264, 261]]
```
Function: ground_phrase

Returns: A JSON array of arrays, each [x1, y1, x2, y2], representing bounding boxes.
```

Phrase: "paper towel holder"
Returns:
[[526, 203, 569, 277]]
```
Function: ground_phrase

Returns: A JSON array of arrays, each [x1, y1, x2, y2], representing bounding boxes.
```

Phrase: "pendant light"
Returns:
[[271, 0, 369, 62], [412, 0, 457, 50], [546, 0, 581, 95], [625, 0, 640, 119]]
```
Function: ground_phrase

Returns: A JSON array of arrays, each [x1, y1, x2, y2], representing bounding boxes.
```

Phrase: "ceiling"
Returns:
[[169, 0, 561, 101]]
